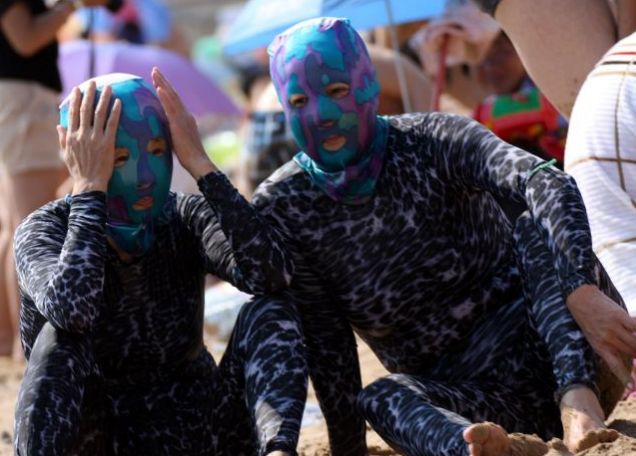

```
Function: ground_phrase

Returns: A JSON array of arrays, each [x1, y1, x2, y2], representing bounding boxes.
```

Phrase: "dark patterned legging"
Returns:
[[357, 213, 626, 456], [14, 298, 307, 456]]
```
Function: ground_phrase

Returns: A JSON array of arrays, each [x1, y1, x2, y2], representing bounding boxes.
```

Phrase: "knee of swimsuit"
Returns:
[[471, 0, 502, 16]]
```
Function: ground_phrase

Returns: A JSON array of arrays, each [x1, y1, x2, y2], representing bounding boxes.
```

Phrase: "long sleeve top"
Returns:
[[15, 171, 293, 379], [252, 112, 595, 455]]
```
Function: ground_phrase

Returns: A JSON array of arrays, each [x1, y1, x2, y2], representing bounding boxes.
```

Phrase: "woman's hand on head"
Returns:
[[57, 82, 121, 195], [151, 67, 217, 181], [567, 284, 636, 385]]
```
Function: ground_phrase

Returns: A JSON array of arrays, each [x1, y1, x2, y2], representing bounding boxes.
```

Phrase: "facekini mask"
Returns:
[[268, 17, 388, 204], [60, 73, 173, 256]]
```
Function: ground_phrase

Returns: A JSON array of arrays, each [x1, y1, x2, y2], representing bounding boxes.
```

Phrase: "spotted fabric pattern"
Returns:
[[253, 112, 625, 455], [13, 172, 304, 455]]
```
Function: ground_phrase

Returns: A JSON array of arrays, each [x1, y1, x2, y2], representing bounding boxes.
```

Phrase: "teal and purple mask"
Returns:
[[268, 17, 388, 204], [60, 73, 173, 256]]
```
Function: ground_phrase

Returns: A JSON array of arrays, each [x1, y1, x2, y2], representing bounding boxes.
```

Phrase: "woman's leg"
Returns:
[[14, 322, 104, 456], [513, 211, 626, 451], [212, 297, 308, 456], [105, 297, 306, 456], [358, 297, 561, 456], [0, 175, 14, 355], [1, 168, 65, 360], [474, 0, 617, 118]]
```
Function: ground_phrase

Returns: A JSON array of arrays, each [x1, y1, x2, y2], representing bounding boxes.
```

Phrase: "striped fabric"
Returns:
[[565, 33, 636, 314]]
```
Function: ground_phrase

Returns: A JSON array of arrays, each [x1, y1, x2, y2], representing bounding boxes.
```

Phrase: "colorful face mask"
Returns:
[[268, 17, 388, 204], [60, 73, 173, 255]]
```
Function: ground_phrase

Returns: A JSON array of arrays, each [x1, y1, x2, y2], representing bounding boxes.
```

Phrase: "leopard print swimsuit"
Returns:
[[253, 112, 624, 456], [13, 172, 307, 456]]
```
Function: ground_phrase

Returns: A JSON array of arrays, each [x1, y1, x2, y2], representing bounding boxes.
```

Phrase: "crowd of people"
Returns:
[[2, 0, 636, 455]]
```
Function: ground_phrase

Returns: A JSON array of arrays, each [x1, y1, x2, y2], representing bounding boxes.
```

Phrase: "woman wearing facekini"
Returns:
[[13, 72, 306, 456], [242, 17, 626, 456]]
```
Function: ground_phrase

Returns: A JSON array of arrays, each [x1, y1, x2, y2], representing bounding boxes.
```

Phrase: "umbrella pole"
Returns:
[[431, 34, 448, 112], [383, 0, 412, 113], [88, 8, 96, 79]]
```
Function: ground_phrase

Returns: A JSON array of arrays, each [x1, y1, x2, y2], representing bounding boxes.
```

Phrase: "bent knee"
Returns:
[[357, 374, 414, 412], [237, 296, 302, 328], [28, 323, 96, 374]]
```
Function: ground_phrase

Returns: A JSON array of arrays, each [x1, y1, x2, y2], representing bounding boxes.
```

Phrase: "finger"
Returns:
[[152, 67, 185, 111], [104, 99, 122, 145], [80, 81, 97, 130], [93, 85, 112, 133], [56, 125, 67, 151], [155, 86, 176, 118], [603, 350, 632, 386], [151, 66, 161, 89], [68, 87, 82, 132], [606, 335, 636, 360], [468, 443, 481, 456], [624, 314, 636, 333], [615, 328, 636, 358]]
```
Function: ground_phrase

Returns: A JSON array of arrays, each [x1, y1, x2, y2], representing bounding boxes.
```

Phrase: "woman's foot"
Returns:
[[560, 386, 619, 453], [464, 423, 553, 456], [463, 422, 510, 456]]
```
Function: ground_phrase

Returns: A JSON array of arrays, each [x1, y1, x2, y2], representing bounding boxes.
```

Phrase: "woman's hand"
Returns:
[[567, 284, 636, 385], [57, 82, 122, 195], [151, 66, 217, 180]]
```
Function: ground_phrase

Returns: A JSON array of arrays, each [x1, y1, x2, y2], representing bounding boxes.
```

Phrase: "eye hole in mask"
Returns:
[[147, 137, 167, 157]]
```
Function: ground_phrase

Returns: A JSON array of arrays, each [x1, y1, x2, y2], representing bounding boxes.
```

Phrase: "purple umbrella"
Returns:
[[58, 40, 240, 117]]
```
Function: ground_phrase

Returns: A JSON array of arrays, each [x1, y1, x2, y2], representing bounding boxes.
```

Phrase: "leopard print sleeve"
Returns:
[[14, 192, 108, 333], [180, 171, 293, 295], [424, 113, 595, 296]]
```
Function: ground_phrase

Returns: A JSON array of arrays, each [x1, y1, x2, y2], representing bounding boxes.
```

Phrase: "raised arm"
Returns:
[[15, 82, 121, 333], [177, 172, 293, 294], [152, 67, 292, 294], [15, 193, 109, 333]]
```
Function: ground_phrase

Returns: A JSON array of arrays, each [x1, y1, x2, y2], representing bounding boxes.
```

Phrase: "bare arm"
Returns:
[[1, 0, 107, 57], [493, 0, 616, 118], [1, 1, 73, 57], [617, 0, 636, 39]]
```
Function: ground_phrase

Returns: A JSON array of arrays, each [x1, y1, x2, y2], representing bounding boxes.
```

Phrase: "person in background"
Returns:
[[0, 0, 109, 360], [472, 31, 568, 221], [564, 31, 636, 349], [73, 0, 188, 55], [473, 31, 567, 169], [470, 0, 620, 119], [13, 71, 306, 455], [472, 0, 636, 397]]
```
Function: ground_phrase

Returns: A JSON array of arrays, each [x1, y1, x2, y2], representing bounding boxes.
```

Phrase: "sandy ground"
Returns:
[[3, 340, 636, 456]]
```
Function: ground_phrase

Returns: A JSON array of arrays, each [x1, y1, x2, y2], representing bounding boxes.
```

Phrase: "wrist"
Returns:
[[72, 179, 108, 195], [187, 156, 217, 181], [566, 284, 597, 307]]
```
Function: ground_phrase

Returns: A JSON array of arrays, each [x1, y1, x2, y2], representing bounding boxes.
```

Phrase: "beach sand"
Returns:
[[2, 339, 636, 456]]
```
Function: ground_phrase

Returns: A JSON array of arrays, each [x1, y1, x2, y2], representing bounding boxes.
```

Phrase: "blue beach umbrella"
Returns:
[[223, 0, 445, 56], [223, 0, 445, 112]]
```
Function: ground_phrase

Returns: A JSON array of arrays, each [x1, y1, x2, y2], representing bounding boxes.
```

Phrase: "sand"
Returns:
[[3, 340, 636, 456]]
